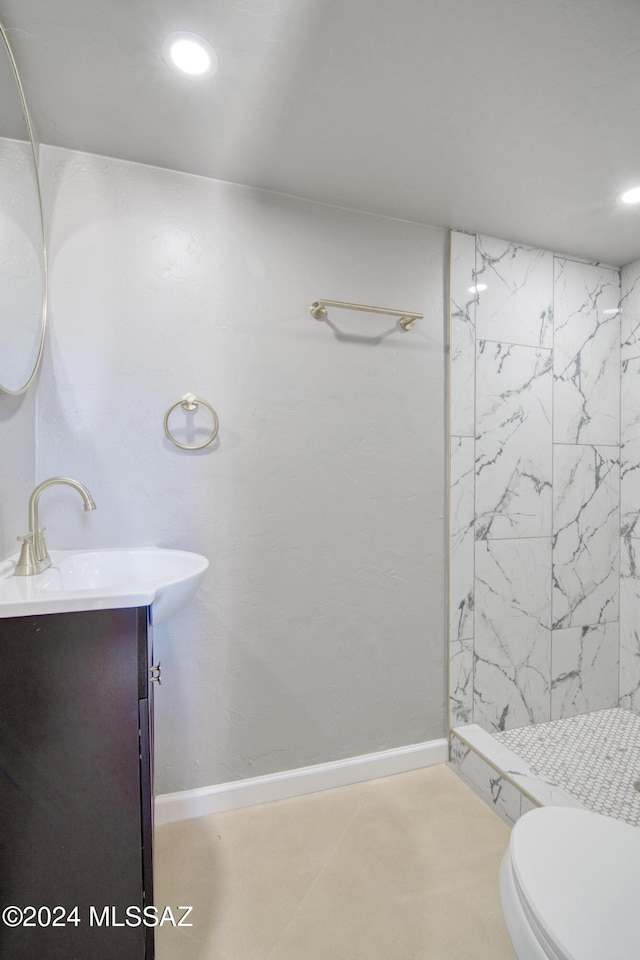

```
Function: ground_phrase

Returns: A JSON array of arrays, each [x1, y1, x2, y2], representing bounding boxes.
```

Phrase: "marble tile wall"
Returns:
[[620, 259, 640, 711], [449, 231, 623, 732]]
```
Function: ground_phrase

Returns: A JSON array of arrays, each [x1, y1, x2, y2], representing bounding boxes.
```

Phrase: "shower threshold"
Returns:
[[449, 707, 640, 827]]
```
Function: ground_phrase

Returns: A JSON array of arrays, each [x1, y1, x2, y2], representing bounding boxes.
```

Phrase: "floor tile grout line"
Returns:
[[264, 784, 372, 960]]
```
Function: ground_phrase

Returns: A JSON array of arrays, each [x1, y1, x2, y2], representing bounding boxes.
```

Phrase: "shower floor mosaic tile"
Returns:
[[495, 707, 640, 826]]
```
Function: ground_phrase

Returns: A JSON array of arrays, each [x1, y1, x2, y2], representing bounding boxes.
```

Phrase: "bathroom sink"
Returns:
[[0, 547, 208, 623]]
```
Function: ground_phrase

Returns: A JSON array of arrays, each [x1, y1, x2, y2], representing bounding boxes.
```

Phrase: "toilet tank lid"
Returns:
[[510, 806, 640, 960]]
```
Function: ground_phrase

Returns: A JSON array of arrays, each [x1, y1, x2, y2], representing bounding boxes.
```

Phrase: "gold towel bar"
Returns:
[[309, 299, 422, 330]]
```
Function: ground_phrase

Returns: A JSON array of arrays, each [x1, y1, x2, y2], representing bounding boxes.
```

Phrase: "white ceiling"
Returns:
[[3, 0, 640, 266]]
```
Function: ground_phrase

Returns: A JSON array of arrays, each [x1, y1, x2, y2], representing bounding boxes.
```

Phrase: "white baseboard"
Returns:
[[154, 737, 449, 825]]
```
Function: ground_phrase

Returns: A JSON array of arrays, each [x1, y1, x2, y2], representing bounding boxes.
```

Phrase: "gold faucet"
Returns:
[[14, 477, 96, 576]]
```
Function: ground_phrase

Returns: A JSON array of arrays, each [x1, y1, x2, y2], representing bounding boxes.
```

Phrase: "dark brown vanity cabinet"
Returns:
[[0, 607, 154, 959]]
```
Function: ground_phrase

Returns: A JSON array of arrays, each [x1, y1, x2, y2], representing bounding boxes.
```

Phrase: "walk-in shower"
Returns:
[[447, 230, 640, 826]]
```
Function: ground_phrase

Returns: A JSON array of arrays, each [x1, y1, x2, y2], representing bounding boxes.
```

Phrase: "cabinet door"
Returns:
[[0, 608, 148, 959], [139, 608, 155, 960]]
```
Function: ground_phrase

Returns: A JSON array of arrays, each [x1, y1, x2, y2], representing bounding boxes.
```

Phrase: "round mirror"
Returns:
[[0, 21, 47, 395]]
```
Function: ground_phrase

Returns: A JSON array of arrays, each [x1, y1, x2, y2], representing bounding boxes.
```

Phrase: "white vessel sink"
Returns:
[[0, 547, 208, 623]]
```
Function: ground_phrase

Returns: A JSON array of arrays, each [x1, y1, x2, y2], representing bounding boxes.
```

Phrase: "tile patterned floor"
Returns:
[[495, 707, 640, 825], [153, 764, 517, 960]]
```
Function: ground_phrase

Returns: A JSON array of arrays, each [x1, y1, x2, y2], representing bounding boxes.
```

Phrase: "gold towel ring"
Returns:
[[164, 393, 219, 450]]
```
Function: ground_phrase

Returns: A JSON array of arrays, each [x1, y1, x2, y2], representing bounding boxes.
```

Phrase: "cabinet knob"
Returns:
[[149, 663, 162, 685]]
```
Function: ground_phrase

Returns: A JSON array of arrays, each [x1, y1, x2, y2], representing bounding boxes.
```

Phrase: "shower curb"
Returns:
[[450, 724, 586, 827]]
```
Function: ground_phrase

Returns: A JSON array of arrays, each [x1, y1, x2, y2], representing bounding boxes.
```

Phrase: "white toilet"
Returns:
[[499, 805, 640, 960]]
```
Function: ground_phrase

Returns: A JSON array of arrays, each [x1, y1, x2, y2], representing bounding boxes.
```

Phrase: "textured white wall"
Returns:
[[0, 389, 35, 558], [0, 136, 41, 555], [36, 146, 446, 794]]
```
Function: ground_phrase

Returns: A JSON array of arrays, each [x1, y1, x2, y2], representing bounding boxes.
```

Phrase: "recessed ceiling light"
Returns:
[[620, 186, 640, 205], [163, 32, 217, 77], [603, 307, 621, 315], [469, 283, 488, 294]]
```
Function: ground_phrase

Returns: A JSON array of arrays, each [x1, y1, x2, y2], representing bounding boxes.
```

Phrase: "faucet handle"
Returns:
[[14, 529, 51, 576], [14, 534, 38, 576]]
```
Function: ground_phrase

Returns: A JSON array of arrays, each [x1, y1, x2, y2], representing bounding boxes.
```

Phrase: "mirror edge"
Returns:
[[0, 19, 48, 396]]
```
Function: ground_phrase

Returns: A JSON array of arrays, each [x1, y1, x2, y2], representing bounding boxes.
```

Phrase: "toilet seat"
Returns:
[[500, 806, 640, 960]]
